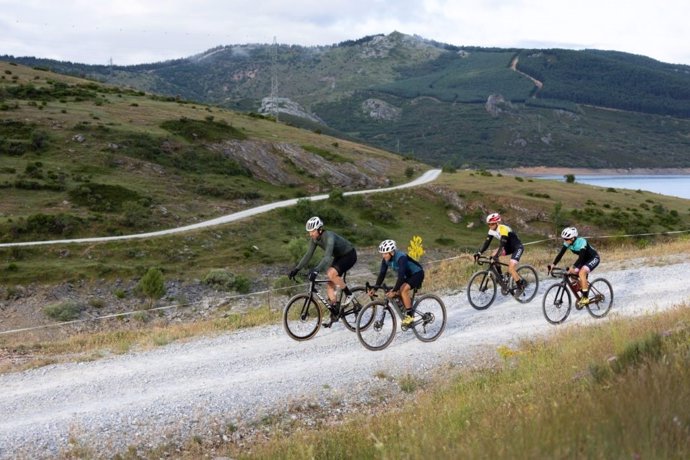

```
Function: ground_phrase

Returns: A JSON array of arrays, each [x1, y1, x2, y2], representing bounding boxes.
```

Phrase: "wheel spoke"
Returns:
[[412, 295, 446, 342], [357, 302, 396, 351]]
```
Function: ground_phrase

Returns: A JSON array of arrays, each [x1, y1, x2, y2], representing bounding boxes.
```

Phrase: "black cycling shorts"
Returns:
[[332, 249, 357, 276], [509, 245, 524, 262], [404, 270, 425, 290]]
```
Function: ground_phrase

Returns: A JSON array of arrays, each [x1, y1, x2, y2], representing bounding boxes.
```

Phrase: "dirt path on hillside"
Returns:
[[1, 256, 688, 458], [510, 56, 543, 95], [0, 170, 441, 248]]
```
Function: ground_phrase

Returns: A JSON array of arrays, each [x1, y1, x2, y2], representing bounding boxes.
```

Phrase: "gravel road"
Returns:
[[1, 256, 688, 458]]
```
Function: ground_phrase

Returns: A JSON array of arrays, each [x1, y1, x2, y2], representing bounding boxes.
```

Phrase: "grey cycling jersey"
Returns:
[[295, 230, 355, 273]]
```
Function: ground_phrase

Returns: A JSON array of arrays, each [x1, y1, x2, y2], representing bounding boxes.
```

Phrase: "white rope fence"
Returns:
[[1, 228, 688, 337]]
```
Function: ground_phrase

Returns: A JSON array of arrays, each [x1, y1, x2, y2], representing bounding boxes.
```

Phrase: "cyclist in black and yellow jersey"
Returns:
[[474, 213, 526, 292], [288, 216, 357, 327]]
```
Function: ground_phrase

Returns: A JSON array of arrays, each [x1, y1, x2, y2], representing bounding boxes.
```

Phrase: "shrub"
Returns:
[[328, 189, 345, 203], [160, 117, 246, 142], [287, 238, 308, 264], [202, 269, 236, 291], [202, 269, 251, 293], [233, 275, 251, 294], [14, 213, 83, 237], [44, 301, 83, 321], [136, 268, 166, 307], [69, 183, 141, 212], [89, 298, 106, 309]]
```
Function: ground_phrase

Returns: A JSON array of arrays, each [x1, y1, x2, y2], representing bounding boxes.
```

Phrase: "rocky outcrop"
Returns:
[[258, 97, 325, 124], [361, 98, 401, 121], [485, 94, 515, 117], [210, 140, 391, 190]]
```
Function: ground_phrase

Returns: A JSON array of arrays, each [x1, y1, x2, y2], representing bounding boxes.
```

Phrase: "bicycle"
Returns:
[[282, 273, 372, 341], [466, 256, 539, 310], [355, 282, 447, 351], [542, 266, 614, 325]]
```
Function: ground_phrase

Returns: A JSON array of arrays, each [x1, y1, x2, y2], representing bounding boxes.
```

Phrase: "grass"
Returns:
[[0, 305, 281, 374], [222, 305, 690, 460]]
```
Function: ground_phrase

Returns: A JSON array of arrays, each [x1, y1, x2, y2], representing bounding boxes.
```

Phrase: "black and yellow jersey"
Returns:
[[479, 224, 523, 255]]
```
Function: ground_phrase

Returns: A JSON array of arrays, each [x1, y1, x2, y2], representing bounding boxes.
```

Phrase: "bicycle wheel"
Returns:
[[341, 286, 374, 332], [586, 278, 614, 319], [411, 294, 447, 342], [542, 283, 572, 325], [467, 270, 497, 310], [283, 293, 322, 341], [512, 265, 539, 303], [356, 300, 396, 351]]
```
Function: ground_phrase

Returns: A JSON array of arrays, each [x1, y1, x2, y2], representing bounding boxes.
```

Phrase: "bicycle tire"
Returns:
[[341, 286, 374, 332], [467, 270, 497, 310], [512, 265, 539, 304], [283, 293, 322, 341], [411, 294, 447, 342], [356, 300, 396, 351], [542, 283, 572, 325], [586, 278, 614, 319]]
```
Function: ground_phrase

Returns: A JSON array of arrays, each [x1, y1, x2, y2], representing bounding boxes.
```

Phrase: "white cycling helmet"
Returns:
[[378, 239, 397, 253], [561, 226, 578, 239], [486, 213, 501, 224], [305, 216, 323, 231]]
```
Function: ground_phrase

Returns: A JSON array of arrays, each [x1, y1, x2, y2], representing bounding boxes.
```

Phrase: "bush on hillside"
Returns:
[[160, 117, 247, 142], [44, 301, 83, 321], [202, 269, 251, 293], [136, 268, 166, 308]]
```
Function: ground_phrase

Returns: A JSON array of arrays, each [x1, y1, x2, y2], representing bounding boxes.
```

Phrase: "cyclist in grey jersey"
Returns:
[[288, 216, 357, 326]]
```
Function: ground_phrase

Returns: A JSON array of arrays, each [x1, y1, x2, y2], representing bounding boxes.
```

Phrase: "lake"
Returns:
[[536, 175, 690, 200]]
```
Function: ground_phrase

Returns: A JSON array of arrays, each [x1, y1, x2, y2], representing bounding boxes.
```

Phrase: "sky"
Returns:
[[1, 0, 689, 67]]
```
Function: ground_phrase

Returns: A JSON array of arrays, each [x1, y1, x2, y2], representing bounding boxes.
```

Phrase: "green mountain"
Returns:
[[4, 32, 690, 169]]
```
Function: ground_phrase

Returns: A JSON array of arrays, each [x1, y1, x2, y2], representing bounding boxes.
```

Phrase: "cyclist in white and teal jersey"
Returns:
[[474, 212, 526, 291], [288, 216, 357, 326], [548, 226, 600, 308], [369, 239, 425, 327]]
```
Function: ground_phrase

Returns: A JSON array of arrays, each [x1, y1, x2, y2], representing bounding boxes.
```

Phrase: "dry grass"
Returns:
[[0, 306, 281, 374], [233, 304, 690, 460]]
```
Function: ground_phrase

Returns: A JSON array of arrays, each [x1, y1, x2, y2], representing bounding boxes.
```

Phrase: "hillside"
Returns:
[[1, 60, 690, 345], [4, 32, 690, 169], [0, 61, 427, 242]]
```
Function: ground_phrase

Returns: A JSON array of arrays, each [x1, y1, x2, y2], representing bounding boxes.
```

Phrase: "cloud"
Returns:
[[1, 0, 689, 65]]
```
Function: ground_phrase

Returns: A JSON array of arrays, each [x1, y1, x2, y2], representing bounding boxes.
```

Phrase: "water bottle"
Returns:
[[395, 297, 404, 310], [569, 277, 580, 293]]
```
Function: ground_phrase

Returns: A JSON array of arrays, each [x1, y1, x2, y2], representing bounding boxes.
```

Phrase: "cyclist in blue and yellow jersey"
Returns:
[[474, 213, 526, 291], [548, 226, 600, 309], [288, 216, 357, 327], [369, 239, 425, 327]]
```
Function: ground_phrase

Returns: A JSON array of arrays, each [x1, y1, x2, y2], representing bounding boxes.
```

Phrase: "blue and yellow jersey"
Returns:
[[375, 250, 423, 291]]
